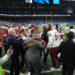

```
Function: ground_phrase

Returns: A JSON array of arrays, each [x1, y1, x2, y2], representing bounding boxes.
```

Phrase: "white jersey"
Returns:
[[47, 29, 62, 48], [22, 34, 26, 40], [59, 32, 63, 41], [65, 27, 69, 33], [69, 29, 75, 33]]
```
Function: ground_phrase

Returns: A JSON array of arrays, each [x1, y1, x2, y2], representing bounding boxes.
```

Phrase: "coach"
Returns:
[[6, 28, 20, 75], [23, 31, 45, 75]]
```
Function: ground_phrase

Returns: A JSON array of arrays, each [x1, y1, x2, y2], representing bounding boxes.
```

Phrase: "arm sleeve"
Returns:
[[6, 37, 19, 50], [23, 38, 30, 46], [47, 35, 54, 48], [23, 38, 31, 50], [0, 55, 10, 65], [37, 41, 46, 49], [11, 38, 19, 45]]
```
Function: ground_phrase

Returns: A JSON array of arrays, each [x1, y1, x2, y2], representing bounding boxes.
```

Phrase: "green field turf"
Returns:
[[2, 49, 62, 75], [1, 25, 75, 75]]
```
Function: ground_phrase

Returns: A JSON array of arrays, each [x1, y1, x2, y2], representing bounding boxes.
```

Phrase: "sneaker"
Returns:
[[19, 72, 23, 75], [26, 72, 31, 75], [56, 68, 61, 71], [60, 65, 63, 70], [60, 65, 62, 68], [50, 67, 56, 71]]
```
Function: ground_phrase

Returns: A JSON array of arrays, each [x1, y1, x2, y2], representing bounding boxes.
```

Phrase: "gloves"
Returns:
[[57, 53, 61, 58]]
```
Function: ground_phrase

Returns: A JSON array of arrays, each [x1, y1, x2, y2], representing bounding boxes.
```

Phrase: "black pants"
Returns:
[[27, 60, 41, 75], [62, 64, 74, 75], [10, 57, 20, 75], [0, 48, 2, 58], [43, 49, 49, 64], [20, 54, 25, 69]]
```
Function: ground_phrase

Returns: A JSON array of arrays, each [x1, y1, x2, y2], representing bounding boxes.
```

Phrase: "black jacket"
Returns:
[[6, 35, 19, 57], [57, 40, 75, 67], [41, 29, 48, 43], [18, 39, 25, 55]]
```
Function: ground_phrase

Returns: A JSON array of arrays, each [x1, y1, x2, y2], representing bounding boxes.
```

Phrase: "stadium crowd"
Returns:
[[0, 24, 75, 75]]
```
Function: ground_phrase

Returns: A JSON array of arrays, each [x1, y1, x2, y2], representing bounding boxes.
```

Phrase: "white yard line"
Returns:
[[4, 68, 75, 75], [41, 68, 61, 73], [4, 69, 10, 73], [4, 68, 61, 75]]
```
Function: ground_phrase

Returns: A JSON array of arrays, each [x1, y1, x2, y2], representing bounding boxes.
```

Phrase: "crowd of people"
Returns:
[[0, 24, 75, 75]]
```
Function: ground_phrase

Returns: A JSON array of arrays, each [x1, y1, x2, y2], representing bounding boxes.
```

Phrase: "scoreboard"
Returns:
[[53, 0, 60, 4], [33, 0, 50, 4], [63, 0, 75, 1], [25, 0, 33, 3], [25, 0, 60, 4]]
